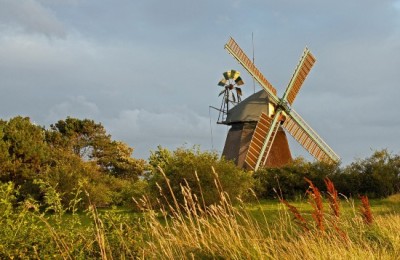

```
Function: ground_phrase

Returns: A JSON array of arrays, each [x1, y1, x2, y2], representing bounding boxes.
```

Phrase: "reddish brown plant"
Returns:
[[324, 178, 349, 242], [324, 178, 340, 218], [359, 195, 373, 225], [305, 178, 324, 231]]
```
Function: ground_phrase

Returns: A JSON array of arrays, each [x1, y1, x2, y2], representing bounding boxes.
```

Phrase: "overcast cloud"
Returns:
[[1, 0, 400, 165]]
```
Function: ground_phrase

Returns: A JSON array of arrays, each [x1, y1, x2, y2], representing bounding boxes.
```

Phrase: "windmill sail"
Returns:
[[245, 111, 283, 170], [224, 37, 279, 104], [235, 76, 244, 86], [223, 70, 240, 80], [282, 48, 316, 106], [283, 109, 340, 163], [218, 78, 227, 86]]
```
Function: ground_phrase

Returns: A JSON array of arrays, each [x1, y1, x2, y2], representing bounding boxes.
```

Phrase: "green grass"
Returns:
[[2, 179, 400, 259], [245, 195, 400, 225], [134, 184, 400, 259], [47, 206, 137, 227], [57, 195, 400, 231]]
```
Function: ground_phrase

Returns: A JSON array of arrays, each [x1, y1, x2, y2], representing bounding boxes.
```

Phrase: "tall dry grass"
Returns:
[[3, 171, 398, 259], [135, 168, 400, 259]]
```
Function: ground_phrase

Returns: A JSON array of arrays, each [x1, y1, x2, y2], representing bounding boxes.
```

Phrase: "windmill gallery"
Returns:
[[215, 37, 339, 171]]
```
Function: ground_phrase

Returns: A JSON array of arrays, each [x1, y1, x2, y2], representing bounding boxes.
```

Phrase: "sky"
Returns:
[[1, 0, 400, 165]]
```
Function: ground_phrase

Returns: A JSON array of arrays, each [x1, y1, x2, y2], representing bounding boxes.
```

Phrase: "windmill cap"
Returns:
[[222, 90, 270, 125]]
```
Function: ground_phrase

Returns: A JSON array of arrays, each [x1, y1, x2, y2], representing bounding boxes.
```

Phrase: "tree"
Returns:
[[0, 116, 146, 208], [0, 120, 11, 176], [95, 140, 146, 179], [48, 117, 109, 159], [0, 117, 50, 198], [342, 149, 400, 197], [48, 117, 145, 179], [148, 145, 172, 171]]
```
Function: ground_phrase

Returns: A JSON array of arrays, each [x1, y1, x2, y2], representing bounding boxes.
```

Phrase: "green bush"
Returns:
[[253, 150, 400, 200], [253, 158, 339, 199], [338, 150, 400, 198], [148, 146, 254, 207]]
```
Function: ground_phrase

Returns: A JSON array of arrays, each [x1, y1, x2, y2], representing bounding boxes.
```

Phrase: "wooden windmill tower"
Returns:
[[221, 37, 340, 171]]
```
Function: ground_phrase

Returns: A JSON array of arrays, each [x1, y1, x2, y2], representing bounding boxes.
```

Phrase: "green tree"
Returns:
[[0, 117, 50, 199], [0, 116, 145, 208], [48, 117, 109, 158], [95, 140, 146, 179], [0, 120, 11, 176], [148, 145, 172, 171], [341, 149, 400, 197], [48, 117, 145, 179]]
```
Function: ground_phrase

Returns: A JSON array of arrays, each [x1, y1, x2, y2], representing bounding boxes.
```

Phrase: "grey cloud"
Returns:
[[0, 0, 66, 37], [0, 1, 400, 165], [105, 108, 226, 159], [46, 96, 100, 124]]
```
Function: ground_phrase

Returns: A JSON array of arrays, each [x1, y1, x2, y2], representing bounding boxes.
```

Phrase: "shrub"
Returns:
[[253, 158, 339, 199], [254, 150, 400, 200], [340, 150, 400, 198], [148, 146, 253, 207]]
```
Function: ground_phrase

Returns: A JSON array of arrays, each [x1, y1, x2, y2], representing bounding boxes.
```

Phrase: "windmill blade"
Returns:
[[282, 109, 340, 163], [230, 69, 240, 79], [245, 111, 283, 171], [218, 78, 227, 86], [235, 76, 244, 86], [282, 48, 316, 106], [223, 70, 240, 80], [223, 71, 230, 80], [224, 37, 279, 104]]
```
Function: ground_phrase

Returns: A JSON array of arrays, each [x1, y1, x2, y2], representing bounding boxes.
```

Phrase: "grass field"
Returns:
[[57, 195, 400, 230], [1, 185, 400, 259], [135, 192, 400, 259], [246, 195, 400, 224]]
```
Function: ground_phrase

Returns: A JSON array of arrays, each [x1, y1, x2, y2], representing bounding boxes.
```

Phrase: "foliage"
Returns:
[[0, 181, 141, 259], [2, 113, 400, 259], [341, 149, 400, 198], [254, 150, 400, 200], [48, 117, 145, 179], [0, 117, 51, 201], [253, 158, 339, 199], [148, 146, 254, 207], [0, 116, 145, 209], [148, 145, 172, 170]]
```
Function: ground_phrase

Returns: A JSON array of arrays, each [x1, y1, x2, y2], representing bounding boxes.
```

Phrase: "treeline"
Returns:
[[254, 150, 400, 200], [0, 116, 253, 210], [0, 116, 399, 211], [0, 116, 146, 208]]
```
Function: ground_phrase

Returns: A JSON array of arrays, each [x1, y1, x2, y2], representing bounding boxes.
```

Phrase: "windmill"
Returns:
[[222, 37, 339, 171], [216, 70, 245, 123]]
